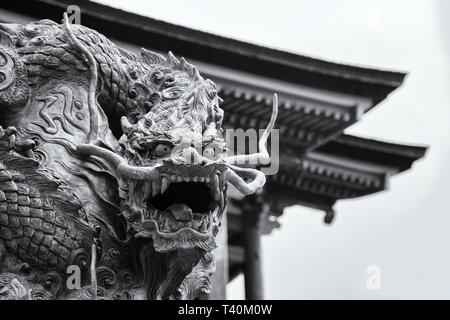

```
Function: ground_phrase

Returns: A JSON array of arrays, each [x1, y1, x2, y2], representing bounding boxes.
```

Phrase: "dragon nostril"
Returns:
[[183, 147, 202, 164]]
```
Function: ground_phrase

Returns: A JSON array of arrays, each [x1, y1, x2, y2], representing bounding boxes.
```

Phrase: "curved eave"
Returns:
[[262, 133, 428, 209], [220, 87, 360, 152], [266, 153, 387, 203], [317, 134, 428, 172]]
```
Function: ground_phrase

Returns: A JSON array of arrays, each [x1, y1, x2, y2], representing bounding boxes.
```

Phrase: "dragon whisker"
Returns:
[[117, 163, 160, 181], [225, 164, 266, 195], [226, 93, 278, 167], [76, 144, 160, 181], [63, 13, 109, 143]]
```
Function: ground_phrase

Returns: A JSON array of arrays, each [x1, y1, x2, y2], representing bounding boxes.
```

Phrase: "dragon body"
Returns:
[[0, 16, 277, 300]]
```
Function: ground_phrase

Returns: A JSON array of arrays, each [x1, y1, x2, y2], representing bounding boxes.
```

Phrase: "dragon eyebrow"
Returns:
[[163, 132, 173, 139]]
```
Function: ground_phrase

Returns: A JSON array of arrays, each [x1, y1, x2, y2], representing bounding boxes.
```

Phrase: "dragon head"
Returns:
[[115, 55, 227, 252], [76, 47, 277, 254]]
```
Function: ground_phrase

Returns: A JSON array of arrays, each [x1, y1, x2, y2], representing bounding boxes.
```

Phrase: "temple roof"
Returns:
[[2, 0, 405, 104], [317, 134, 428, 172], [266, 134, 427, 213]]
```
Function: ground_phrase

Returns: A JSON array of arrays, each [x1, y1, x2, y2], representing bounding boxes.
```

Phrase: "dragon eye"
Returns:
[[154, 144, 172, 157], [162, 87, 183, 100]]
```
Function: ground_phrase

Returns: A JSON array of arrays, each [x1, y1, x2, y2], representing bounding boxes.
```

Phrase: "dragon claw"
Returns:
[[0, 126, 38, 159], [18, 139, 37, 159], [0, 126, 17, 148]]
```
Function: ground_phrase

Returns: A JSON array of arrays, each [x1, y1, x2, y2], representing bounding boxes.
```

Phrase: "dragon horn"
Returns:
[[226, 93, 278, 166], [76, 144, 160, 181]]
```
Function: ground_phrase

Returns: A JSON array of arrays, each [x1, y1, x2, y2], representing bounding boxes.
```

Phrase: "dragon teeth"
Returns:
[[161, 176, 169, 194], [213, 175, 220, 200], [152, 181, 160, 197], [170, 175, 176, 182], [193, 176, 199, 182], [200, 219, 207, 232], [144, 182, 152, 201], [219, 192, 224, 210], [183, 176, 190, 182], [163, 219, 171, 232]]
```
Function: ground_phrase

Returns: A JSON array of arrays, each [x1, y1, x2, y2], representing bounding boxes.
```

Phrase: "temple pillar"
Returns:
[[243, 195, 268, 300]]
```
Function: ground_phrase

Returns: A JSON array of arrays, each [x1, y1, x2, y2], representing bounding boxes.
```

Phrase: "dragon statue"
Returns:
[[0, 14, 277, 300]]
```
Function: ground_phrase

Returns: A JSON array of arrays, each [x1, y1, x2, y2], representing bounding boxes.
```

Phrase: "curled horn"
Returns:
[[225, 165, 266, 195], [76, 144, 160, 181], [226, 93, 278, 166]]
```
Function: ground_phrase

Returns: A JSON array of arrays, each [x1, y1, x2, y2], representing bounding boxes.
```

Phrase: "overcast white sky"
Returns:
[[97, 0, 450, 299]]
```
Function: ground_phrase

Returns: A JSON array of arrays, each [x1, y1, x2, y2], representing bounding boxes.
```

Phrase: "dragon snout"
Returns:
[[181, 147, 208, 166]]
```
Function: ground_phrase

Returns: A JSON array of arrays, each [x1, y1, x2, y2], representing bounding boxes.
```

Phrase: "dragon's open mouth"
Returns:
[[137, 166, 225, 245], [147, 178, 220, 235], [152, 181, 214, 214]]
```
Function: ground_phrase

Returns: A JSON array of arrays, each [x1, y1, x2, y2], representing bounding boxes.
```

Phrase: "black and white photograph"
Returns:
[[0, 0, 446, 309]]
